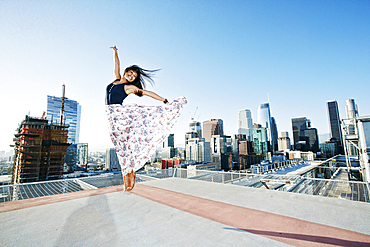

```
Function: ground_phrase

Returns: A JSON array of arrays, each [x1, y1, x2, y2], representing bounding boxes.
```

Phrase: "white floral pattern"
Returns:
[[106, 96, 187, 176]]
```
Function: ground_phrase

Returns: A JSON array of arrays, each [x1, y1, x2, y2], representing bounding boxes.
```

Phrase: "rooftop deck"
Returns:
[[1, 173, 370, 246]]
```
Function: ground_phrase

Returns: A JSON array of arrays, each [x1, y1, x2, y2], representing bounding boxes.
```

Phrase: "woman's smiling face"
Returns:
[[124, 69, 137, 82]]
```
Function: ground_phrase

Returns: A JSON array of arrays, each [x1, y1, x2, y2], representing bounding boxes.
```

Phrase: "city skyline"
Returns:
[[1, 1, 369, 152]]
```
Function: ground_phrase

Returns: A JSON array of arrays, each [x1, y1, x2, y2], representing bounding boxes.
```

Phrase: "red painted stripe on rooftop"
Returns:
[[131, 183, 370, 247]]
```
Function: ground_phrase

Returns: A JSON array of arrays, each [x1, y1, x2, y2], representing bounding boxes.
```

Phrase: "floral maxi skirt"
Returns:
[[106, 96, 187, 176]]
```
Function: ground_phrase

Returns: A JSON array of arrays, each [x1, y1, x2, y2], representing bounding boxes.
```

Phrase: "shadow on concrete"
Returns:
[[225, 228, 370, 246], [55, 194, 118, 246]]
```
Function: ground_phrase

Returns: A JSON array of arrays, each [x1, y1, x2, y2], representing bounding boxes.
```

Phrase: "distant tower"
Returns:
[[238, 109, 253, 141], [327, 100, 343, 154], [47, 95, 81, 144], [202, 119, 223, 143]]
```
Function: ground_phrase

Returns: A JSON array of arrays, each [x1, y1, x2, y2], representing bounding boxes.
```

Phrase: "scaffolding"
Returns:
[[341, 116, 370, 183], [12, 115, 70, 184]]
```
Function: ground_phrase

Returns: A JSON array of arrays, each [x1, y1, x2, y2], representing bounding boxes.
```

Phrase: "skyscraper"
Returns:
[[271, 117, 278, 152], [47, 95, 81, 144], [327, 100, 343, 154], [257, 103, 276, 153], [291, 117, 319, 153], [257, 103, 272, 132], [238, 109, 253, 141], [202, 119, 223, 143]]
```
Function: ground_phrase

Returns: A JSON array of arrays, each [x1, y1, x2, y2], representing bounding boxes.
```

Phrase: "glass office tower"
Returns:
[[327, 100, 343, 154], [47, 95, 81, 144], [291, 117, 320, 153], [256, 103, 274, 152]]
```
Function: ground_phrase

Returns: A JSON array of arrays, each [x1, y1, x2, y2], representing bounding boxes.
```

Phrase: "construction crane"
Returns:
[[191, 107, 198, 121], [60, 84, 65, 125]]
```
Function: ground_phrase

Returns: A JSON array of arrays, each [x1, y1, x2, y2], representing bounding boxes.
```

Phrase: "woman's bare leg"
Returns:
[[123, 173, 129, 191]]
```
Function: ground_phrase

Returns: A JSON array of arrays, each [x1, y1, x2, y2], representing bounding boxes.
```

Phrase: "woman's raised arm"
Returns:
[[125, 85, 168, 104], [142, 89, 168, 103], [110, 46, 121, 80]]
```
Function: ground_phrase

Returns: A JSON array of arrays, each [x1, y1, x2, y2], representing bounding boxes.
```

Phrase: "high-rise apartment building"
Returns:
[[327, 100, 343, 154], [185, 138, 211, 164], [291, 117, 319, 153], [238, 109, 253, 141], [202, 119, 223, 143], [47, 95, 81, 144]]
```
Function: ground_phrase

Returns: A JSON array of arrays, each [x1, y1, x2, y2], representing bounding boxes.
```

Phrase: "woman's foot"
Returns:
[[125, 170, 136, 191]]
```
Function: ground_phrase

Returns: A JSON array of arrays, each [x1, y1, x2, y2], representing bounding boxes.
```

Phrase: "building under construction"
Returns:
[[12, 115, 70, 183]]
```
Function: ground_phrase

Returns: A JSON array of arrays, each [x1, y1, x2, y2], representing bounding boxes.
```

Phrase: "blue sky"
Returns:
[[1, 0, 369, 152]]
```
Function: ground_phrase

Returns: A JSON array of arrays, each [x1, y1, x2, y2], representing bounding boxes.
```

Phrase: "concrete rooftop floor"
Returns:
[[1, 177, 370, 246]]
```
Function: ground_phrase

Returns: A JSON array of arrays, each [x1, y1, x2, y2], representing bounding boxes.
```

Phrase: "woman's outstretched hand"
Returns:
[[110, 46, 118, 51]]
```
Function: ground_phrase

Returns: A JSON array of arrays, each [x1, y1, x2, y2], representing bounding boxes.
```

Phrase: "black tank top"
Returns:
[[106, 79, 129, 105]]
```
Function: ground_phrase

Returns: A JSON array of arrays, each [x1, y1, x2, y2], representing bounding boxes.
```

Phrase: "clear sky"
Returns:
[[1, 0, 369, 152]]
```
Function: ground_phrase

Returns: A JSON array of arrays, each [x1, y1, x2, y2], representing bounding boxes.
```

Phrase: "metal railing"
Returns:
[[284, 177, 370, 202], [1, 167, 369, 204], [0, 178, 97, 203]]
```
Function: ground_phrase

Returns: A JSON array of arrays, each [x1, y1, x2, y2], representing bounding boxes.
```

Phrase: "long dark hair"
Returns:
[[124, 65, 160, 97]]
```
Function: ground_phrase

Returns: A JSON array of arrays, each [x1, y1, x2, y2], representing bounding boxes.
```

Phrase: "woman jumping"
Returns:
[[106, 46, 186, 191]]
